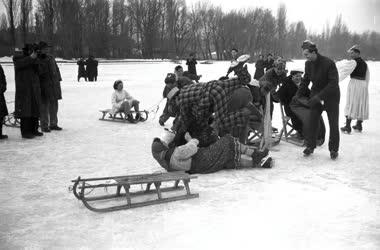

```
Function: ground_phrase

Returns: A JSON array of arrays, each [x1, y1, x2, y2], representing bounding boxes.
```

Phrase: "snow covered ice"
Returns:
[[1, 60, 380, 249]]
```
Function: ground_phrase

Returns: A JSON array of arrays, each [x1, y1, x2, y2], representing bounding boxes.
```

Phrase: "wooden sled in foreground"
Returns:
[[99, 109, 148, 123], [2, 112, 20, 128], [71, 171, 199, 212]]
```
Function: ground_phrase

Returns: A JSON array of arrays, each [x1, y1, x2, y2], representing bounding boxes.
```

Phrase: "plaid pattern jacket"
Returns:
[[177, 66, 251, 134]]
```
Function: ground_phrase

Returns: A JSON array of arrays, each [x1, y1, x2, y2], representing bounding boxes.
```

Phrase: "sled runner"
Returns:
[[99, 109, 148, 123], [2, 112, 20, 128], [247, 119, 282, 148], [71, 171, 199, 212]]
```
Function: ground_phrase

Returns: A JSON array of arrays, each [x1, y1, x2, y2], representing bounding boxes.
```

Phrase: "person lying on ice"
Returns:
[[111, 80, 141, 120], [151, 129, 273, 174]]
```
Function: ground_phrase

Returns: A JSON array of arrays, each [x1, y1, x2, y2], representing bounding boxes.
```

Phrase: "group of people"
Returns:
[[77, 56, 98, 82], [0, 41, 63, 140], [151, 40, 370, 174]]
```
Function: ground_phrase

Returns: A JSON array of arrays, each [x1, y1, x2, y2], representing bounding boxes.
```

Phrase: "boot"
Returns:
[[0, 124, 8, 139], [352, 120, 363, 132], [251, 148, 269, 166], [303, 147, 314, 156], [340, 117, 352, 134]]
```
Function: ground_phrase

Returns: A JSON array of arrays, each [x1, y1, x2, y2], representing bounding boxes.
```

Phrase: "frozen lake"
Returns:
[[1, 59, 380, 249]]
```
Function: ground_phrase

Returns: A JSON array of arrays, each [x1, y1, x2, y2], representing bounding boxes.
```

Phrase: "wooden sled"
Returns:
[[247, 120, 281, 148], [71, 171, 199, 212], [2, 112, 21, 128], [99, 109, 148, 123]]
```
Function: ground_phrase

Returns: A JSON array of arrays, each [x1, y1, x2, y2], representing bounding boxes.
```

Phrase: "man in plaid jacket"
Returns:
[[172, 63, 257, 146]]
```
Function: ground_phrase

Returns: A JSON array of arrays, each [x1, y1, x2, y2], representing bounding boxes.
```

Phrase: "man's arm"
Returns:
[[317, 61, 339, 101]]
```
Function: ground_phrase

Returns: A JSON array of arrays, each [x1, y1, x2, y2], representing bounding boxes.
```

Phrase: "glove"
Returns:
[[307, 96, 322, 108]]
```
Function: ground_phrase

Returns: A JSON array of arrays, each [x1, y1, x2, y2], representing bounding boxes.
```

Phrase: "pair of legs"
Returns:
[[307, 101, 339, 154], [40, 98, 59, 131], [341, 117, 363, 133], [119, 100, 140, 113], [77, 76, 87, 82], [20, 117, 41, 138]]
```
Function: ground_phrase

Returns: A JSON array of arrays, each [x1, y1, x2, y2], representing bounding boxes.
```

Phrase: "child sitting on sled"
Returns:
[[111, 80, 141, 120]]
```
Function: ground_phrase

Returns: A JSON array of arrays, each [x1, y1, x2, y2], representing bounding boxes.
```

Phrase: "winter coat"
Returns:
[[77, 59, 87, 77], [276, 76, 310, 106], [13, 53, 41, 118], [254, 59, 265, 80], [186, 58, 197, 75], [86, 58, 98, 78], [298, 53, 339, 102], [0, 64, 8, 118], [265, 59, 274, 71], [38, 54, 62, 100]]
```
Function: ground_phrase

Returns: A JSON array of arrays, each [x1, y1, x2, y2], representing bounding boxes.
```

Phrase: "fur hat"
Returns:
[[165, 73, 176, 84], [347, 44, 360, 54], [301, 40, 317, 52]]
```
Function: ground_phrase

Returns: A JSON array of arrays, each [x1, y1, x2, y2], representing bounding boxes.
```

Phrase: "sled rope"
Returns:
[[146, 98, 164, 119]]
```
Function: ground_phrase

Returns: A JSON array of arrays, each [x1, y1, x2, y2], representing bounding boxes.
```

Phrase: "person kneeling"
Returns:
[[151, 130, 273, 174], [111, 80, 141, 121]]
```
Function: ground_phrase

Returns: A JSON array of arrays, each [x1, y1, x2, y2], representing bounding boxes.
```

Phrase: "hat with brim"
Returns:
[[290, 69, 304, 75], [347, 44, 360, 53]]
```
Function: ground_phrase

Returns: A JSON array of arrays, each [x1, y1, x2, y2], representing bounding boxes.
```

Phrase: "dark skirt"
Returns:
[[189, 135, 240, 174]]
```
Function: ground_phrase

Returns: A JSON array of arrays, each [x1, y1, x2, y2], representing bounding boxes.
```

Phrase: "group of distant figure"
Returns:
[[76, 56, 99, 82], [1, 41, 63, 140]]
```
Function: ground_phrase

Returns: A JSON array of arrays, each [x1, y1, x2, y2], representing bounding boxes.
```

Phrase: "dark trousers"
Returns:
[[40, 98, 58, 129], [20, 117, 39, 135], [290, 101, 326, 142], [309, 101, 339, 152]]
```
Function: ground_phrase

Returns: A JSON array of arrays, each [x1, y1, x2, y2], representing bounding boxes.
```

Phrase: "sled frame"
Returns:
[[71, 171, 199, 212], [99, 109, 149, 123], [2, 112, 21, 128], [279, 103, 304, 147]]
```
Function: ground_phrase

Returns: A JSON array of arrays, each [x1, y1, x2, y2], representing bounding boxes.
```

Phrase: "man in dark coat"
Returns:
[[186, 53, 199, 79], [0, 63, 8, 139], [13, 45, 43, 138], [38, 41, 63, 132], [297, 40, 340, 159], [276, 69, 325, 144], [77, 57, 87, 82], [254, 55, 265, 80], [86, 55, 98, 82]]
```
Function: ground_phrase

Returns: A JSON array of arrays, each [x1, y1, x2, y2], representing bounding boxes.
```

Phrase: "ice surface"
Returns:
[[1, 60, 380, 250]]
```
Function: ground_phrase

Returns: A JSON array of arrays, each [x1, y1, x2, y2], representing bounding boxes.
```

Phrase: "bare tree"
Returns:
[[2, 0, 19, 48], [20, 0, 32, 44]]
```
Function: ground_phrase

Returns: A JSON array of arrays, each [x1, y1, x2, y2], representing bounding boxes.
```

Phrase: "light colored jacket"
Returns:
[[111, 90, 134, 115], [169, 139, 199, 171]]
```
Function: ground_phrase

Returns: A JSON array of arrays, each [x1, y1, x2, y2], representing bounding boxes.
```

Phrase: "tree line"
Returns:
[[1, 0, 379, 60]]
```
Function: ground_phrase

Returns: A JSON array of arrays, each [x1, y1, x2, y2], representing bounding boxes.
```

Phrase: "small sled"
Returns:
[[99, 109, 148, 123], [247, 120, 281, 148], [71, 171, 199, 212], [2, 112, 20, 128]]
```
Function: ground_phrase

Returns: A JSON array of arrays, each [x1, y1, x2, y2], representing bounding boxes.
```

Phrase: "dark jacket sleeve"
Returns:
[[0, 65, 6, 93], [55, 61, 62, 81], [297, 62, 310, 97], [317, 61, 339, 100]]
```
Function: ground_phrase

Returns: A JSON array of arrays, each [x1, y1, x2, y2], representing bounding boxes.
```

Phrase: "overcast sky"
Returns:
[[0, 0, 378, 33], [187, 0, 380, 33]]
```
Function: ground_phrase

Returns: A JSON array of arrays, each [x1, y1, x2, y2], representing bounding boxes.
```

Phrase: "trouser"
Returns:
[[290, 100, 326, 142], [20, 117, 39, 135], [308, 101, 339, 152], [40, 98, 58, 129]]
